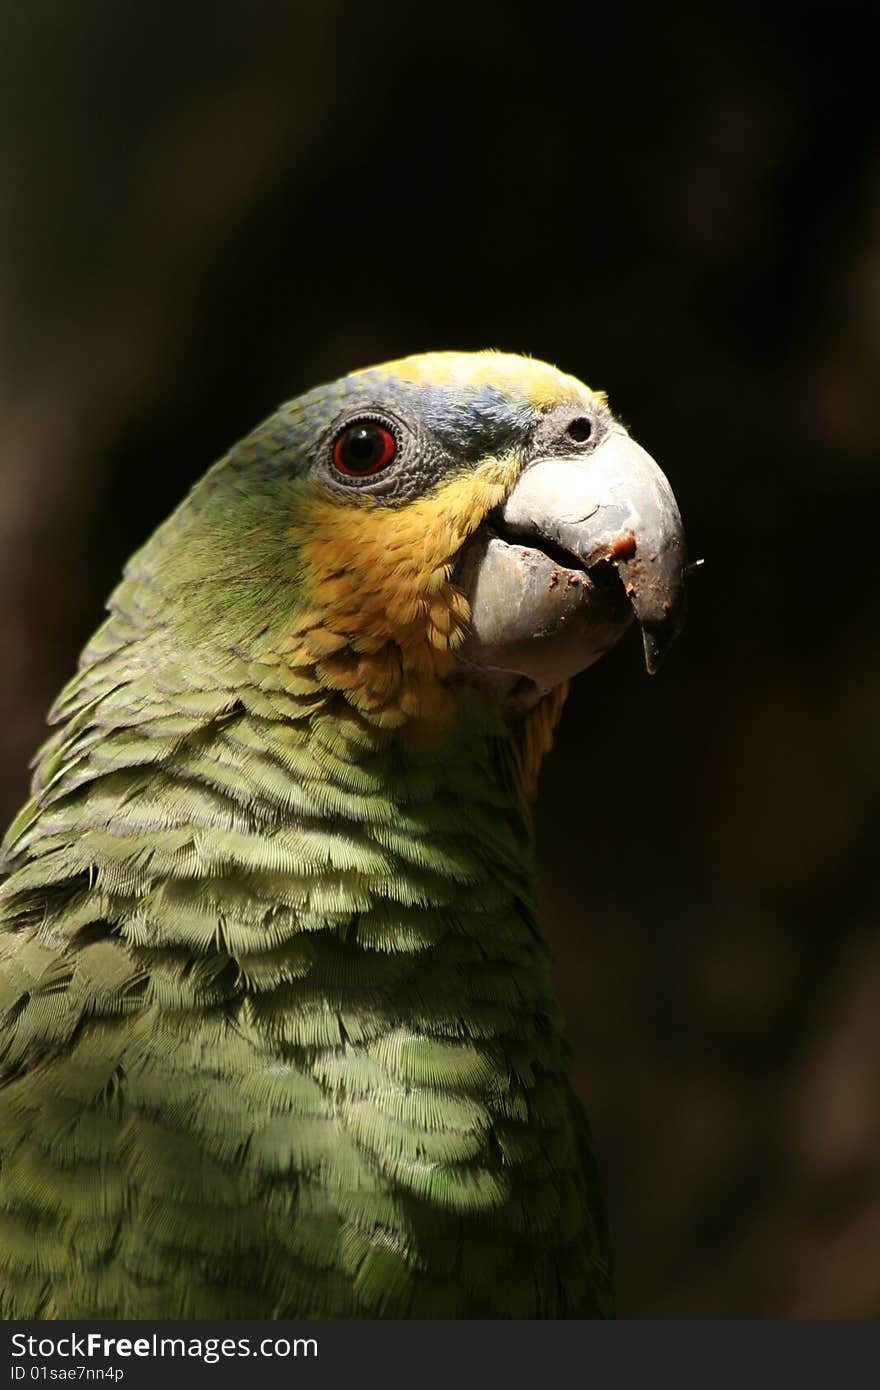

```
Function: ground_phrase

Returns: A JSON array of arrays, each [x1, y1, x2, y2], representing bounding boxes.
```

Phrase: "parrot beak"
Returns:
[[454, 427, 686, 703]]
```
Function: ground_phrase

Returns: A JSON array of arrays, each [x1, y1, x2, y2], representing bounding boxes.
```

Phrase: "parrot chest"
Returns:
[[0, 708, 609, 1317]]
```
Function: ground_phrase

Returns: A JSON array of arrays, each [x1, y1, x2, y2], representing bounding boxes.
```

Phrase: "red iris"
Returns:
[[332, 422, 397, 476]]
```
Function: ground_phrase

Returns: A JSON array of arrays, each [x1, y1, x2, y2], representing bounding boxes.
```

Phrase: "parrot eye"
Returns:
[[566, 417, 593, 443], [332, 421, 397, 476]]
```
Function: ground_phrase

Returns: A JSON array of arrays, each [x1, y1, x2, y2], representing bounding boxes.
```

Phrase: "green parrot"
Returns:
[[0, 351, 685, 1319]]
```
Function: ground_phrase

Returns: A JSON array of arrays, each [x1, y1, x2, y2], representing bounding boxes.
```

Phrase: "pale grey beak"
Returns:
[[454, 427, 686, 702]]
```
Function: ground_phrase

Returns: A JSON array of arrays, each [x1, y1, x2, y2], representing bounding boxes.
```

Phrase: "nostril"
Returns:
[[566, 417, 593, 443]]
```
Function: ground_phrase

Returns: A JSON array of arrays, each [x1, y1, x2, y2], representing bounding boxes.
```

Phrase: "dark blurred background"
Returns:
[[2, 0, 878, 1317]]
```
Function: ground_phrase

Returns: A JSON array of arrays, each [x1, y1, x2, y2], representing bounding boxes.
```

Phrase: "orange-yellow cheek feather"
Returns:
[[267, 458, 520, 726]]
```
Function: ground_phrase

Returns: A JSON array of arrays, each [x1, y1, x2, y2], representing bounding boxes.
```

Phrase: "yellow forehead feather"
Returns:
[[359, 349, 603, 412]]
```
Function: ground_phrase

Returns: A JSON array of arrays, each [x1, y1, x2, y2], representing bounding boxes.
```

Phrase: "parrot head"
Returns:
[[132, 350, 685, 730]]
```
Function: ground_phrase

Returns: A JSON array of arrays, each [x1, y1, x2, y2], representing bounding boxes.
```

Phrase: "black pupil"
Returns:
[[345, 426, 382, 469], [567, 417, 593, 442]]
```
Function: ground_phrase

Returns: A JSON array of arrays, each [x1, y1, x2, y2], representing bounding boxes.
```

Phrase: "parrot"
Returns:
[[0, 351, 685, 1319]]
